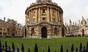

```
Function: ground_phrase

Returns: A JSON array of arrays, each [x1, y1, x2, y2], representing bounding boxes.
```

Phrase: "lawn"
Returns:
[[0, 37, 88, 52]]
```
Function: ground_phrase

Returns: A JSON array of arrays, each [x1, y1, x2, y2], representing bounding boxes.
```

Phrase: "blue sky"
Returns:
[[0, 0, 88, 25]]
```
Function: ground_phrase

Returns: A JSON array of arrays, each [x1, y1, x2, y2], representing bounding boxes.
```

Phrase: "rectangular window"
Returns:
[[42, 9, 46, 13]]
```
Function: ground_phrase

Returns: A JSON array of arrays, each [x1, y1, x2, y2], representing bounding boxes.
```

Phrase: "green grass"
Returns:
[[0, 37, 88, 52]]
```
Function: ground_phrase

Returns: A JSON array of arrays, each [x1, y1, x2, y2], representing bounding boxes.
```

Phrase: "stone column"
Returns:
[[60, 14, 63, 25], [37, 8, 39, 23], [56, 10, 58, 22], [47, 7, 49, 22], [39, 8, 41, 23], [49, 7, 51, 22], [57, 11, 60, 23], [59, 27, 62, 37], [50, 8, 52, 22], [47, 26, 52, 39]]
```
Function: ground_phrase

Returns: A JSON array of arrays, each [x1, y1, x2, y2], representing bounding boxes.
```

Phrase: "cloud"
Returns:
[[3, 0, 25, 24], [54, 0, 88, 23], [0, 0, 88, 25], [0, 0, 13, 18], [0, 6, 3, 11], [82, 6, 88, 17]]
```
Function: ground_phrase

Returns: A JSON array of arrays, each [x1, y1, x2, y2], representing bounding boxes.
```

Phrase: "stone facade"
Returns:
[[0, 18, 24, 37], [65, 16, 88, 36], [25, 0, 65, 38]]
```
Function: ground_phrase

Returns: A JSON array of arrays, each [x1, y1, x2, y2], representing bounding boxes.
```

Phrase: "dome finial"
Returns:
[[36, 0, 52, 3]]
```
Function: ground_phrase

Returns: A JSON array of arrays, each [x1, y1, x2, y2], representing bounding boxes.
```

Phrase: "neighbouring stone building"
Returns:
[[25, 0, 65, 38], [65, 16, 88, 36], [0, 19, 7, 37], [0, 18, 24, 37], [79, 17, 88, 36]]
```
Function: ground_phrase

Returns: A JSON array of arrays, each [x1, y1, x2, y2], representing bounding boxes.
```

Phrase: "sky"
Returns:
[[0, 0, 88, 25]]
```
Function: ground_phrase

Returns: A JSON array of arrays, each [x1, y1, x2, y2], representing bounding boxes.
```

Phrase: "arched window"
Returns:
[[54, 27, 57, 35], [42, 9, 45, 13], [52, 18, 55, 22]]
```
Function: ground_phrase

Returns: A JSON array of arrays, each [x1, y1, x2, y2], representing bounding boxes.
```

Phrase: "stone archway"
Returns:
[[41, 27, 47, 38]]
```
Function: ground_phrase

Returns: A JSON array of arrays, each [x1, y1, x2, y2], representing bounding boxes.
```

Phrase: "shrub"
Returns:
[[66, 49, 68, 52], [8, 46, 11, 52], [12, 42, 15, 52], [17, 47, 19, 52], [34, 44, 38, 52], [86, 42, 88, 52], [79, 43, 82, 52], [48, 46, 50, 52], [83, 46, 86, 52], [76, 47, 78, 52], [5, 41, 8, 52], [71, 44, 74, 52], [28, 48, 30, 52], [60, 45, 63, 52], [21, 43, 24, 52], [43, 49, 45, 52], [0, 40, 2, 48], [0, 40, 2, 52]]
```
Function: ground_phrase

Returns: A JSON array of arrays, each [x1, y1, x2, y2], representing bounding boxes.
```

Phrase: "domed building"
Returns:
[[25, 0, 65, 38]]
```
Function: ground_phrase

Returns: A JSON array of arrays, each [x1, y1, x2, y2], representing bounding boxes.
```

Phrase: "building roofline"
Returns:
[[25, 3, 63, 15]]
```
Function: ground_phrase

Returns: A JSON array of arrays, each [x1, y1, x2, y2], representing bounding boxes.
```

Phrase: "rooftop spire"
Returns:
[[82, 16, 85, 20]]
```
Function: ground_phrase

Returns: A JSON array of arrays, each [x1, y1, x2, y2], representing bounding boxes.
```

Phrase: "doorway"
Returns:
[[41, 27, 47, 38]]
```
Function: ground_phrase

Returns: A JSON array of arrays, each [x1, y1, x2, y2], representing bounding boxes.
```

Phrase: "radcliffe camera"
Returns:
[[0, 0, 88, 52]]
